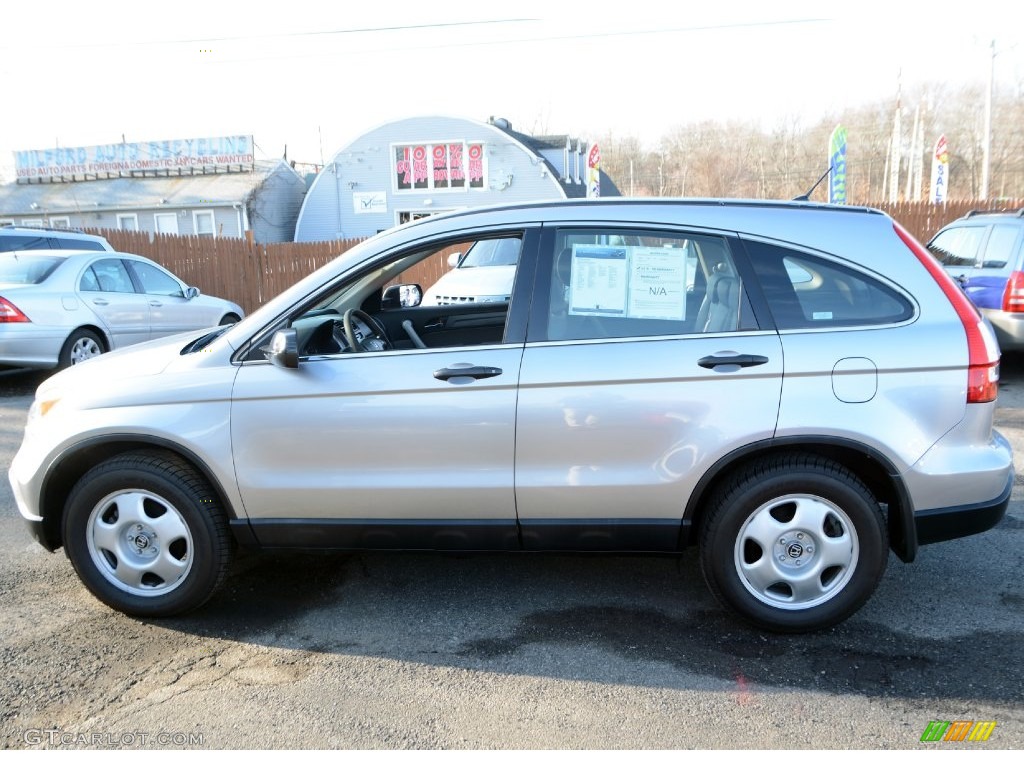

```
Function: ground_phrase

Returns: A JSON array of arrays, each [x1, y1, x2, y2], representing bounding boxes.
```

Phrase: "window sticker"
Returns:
[[568, 244, 688, 320], [569, 246, 628, 315], [628, 247, 688, 321]]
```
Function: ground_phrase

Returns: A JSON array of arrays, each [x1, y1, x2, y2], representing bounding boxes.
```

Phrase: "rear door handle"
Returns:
[[434, 364, 503, 381], [697, 354, 769, 369], [91, 298, 109, 306]]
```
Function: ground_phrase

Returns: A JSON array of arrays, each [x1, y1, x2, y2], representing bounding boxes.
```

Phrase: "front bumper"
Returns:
[[9, 457, 57, 551]]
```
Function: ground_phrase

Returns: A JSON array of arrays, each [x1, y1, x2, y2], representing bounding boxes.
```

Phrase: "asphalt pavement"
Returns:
[[1, 362, 1022, 750]]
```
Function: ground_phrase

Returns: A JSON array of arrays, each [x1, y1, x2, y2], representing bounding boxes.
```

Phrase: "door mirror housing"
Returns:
[[269, 328, 299, 369]]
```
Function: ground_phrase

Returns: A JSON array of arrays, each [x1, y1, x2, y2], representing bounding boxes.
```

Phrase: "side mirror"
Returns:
[[381, 283, 422, 309], [447, 252, 462, 268], [185, 286, 201, 300], [269, 328, 299, 369]]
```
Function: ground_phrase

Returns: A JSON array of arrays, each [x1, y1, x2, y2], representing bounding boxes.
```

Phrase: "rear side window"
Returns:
[[537, 228, 757, 342], [82, 259, 135, 293], [744, 240, 913, 330], [928, 226, 984, 268], [0, 234, 51, 252], [53, 237, 107, 251]]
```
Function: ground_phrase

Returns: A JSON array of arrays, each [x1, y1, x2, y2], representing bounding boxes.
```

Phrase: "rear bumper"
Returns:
[[913, 473, 1011, 546], [0, 327, 62, 369], [982, 308, 1024, 351]]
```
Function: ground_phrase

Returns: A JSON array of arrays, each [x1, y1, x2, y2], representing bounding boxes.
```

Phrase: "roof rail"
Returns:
[[0, 223, 91, 234], [965, 207, 1024, 218]]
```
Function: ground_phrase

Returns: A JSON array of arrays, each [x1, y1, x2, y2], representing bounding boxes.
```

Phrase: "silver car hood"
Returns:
[[35, 329, 209, 398]]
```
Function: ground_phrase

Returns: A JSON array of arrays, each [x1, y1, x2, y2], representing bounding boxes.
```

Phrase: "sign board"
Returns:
[[353, 192, 387, 214], [13, 135, 254, 181], [930, 135, 949, 203]]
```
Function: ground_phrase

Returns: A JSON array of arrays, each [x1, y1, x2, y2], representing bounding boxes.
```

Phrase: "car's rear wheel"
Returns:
[[59, 329, 105, 368], [62, 451, 232, 617], [700, 453, 888, 633]]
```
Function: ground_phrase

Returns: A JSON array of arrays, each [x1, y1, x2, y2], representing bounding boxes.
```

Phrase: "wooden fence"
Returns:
[[868, 200, 1023, 245], [87, 199, 1024, 316], [90, 230, 363, 315]]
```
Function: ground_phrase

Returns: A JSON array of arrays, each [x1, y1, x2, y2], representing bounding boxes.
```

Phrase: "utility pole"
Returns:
[[981, 40, 995, 200]]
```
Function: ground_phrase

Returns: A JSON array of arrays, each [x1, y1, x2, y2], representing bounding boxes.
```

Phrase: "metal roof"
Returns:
[[487, 121, 621, 198], [0, 160, 292, 215]]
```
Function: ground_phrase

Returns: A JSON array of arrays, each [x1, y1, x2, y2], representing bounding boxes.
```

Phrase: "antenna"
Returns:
[[793, 165, 833, 202]]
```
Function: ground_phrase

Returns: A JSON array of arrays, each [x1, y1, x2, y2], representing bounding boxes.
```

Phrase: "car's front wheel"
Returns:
[[62, 451, 232, 617], [700, 453, 888, 633]]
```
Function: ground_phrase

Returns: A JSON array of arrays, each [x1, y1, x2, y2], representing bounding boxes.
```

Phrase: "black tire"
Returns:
[[62, 451, 232, 617], [699, 453, 888, 633], [58, 328, 105, 368], [220, 313, 241, 325]]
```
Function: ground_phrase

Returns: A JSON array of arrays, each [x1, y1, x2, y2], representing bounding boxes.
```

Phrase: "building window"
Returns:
[[48, 216, 71, 229], [394, 142, 485, 192], [117, 214, 139, 231], [397, 211, 444, 226], [20, 219, 44, 228], [1, 219, 15, 227], [193, 210, 215, 237], [154, 213, 179, 235]]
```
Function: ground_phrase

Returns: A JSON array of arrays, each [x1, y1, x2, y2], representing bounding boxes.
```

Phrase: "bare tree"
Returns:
[[595, 78, 1024, 204]]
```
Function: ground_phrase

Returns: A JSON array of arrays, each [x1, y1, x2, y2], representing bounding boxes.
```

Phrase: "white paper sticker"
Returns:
[[627, 247, 687, 320], [568, 246, 628, 316]]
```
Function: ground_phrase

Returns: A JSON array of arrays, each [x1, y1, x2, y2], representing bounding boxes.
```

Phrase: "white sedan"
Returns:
[[0, 249, 244, 369]]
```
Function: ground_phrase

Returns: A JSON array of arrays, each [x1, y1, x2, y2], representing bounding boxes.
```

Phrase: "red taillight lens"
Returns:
[[1002, 271, 1024, 313], [894, 222, 1000, 403], [0, 296, 29, 323]]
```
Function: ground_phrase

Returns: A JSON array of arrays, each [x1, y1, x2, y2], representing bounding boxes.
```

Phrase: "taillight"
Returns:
[[895, 223, 1000, 403], [0, 296, 29, 323], [1002, 271, 1024, 313]]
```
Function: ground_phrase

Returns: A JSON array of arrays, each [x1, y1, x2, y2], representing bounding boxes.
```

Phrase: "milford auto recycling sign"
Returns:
[[13, 136, 254, 181]]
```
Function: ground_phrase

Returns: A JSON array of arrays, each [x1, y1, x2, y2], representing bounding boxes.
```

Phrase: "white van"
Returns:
[[421, 237, 520, 305]]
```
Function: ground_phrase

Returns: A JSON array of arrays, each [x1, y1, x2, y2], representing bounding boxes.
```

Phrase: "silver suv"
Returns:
[[9, 200, 1012, 632], [0, 225, 114, 252]]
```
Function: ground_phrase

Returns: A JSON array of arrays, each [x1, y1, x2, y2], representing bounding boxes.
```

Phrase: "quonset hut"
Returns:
[[294, 115, 618, 241]]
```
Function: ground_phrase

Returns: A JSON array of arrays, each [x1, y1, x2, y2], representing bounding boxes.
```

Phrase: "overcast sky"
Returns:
[[1, 0, 1018, 178]]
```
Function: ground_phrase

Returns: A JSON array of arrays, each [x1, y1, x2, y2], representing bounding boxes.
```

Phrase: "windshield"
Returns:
[[0, 253, 65, 284], [459, 237, 521, 268]]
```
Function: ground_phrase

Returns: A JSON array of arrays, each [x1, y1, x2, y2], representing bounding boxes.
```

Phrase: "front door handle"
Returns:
[[434, 364, 503, 381], [697, 354, 769, 369]]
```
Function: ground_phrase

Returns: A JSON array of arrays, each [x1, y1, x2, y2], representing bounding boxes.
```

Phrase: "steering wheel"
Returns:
[[342, 308, 392, 353]]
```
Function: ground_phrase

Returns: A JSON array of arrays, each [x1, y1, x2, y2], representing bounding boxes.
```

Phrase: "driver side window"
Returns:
[[258, 232, 528, 361]]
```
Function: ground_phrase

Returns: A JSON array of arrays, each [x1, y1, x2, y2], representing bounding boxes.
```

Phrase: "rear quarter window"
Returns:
[[979, 224, 1022, 269], [743, 240, 914, 330]]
